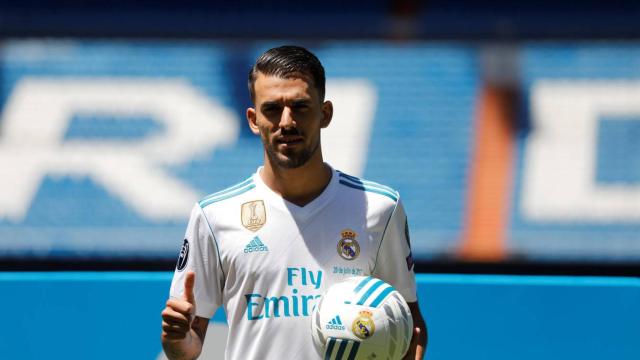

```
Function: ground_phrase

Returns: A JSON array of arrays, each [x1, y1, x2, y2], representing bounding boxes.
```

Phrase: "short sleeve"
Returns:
[[169, 204, 224, 318], [372, 198, 417, 303]]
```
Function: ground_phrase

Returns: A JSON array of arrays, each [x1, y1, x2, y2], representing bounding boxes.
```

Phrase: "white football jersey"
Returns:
[[169, 165, 416, 360]]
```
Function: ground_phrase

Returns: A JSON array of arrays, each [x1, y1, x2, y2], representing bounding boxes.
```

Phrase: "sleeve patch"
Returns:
[[406, 251, 414, 271], [404, 219, 411, 248], [176, 239, 190, 271]]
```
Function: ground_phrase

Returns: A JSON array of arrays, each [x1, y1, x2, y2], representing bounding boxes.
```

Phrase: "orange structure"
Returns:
[[460, 86, 515, 261]]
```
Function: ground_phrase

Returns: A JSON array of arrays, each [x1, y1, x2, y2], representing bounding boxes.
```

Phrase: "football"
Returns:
[[311, 276, 413, 359]]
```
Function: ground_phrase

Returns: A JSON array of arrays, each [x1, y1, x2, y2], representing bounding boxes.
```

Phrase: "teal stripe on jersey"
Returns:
[[338, 177, 398, 200], [368, 285, 395, 308], [335, 339, 348, 360], [200, 177, 253, 202], [325, 338, 337, 360], [346, 341, 360, 360], [337, 171, 397, 195], [357, 279, 385, 305], [199, 183, 255, 208], [339, 180, 398, 202]]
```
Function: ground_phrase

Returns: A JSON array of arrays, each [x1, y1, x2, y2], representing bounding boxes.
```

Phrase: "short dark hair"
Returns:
[[248, 45, 326, 103]]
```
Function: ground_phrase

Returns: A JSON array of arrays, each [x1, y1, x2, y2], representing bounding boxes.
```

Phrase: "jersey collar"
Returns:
[[252, 164, 339, 222]]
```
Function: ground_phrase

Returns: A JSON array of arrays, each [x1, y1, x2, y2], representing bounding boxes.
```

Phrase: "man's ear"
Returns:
[[247, 107, 260, 135], [320, 101, 333, 129]]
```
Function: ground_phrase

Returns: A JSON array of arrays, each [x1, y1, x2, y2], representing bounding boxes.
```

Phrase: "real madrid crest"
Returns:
[[337, 228, 360, 260], [241, 200, 266, 232], [352, 310, 376, 339]]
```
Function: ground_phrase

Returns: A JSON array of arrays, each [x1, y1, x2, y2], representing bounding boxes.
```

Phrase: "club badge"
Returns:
[[337, 229, 360, 260], [241, 200, 266, 232], [176, 239, 189, 271], [352, 310, 376, 339]]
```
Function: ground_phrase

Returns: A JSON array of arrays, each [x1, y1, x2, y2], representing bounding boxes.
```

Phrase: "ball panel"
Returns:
[[311, 276, 413, 360]]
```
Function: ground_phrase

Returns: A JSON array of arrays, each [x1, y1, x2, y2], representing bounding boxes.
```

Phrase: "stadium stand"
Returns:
[[0, 41, 479, 262], [509, 44, 640, 262], [0, 1, 638, 273]]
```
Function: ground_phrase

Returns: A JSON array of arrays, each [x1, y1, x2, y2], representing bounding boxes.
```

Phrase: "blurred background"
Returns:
[[1, 0, 639, 273], [0, 0, 639, 359]]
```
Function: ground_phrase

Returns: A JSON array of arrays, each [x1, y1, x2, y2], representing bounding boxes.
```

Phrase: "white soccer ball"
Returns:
[[311, 276, 413, 360]]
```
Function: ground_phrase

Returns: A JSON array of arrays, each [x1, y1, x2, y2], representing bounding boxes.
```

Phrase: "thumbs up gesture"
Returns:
[[162, 271, 197, 340]]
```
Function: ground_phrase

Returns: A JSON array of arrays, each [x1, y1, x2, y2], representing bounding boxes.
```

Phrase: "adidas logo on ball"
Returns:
[[325, 315, 346, 330], [312, 276, 413, 360]]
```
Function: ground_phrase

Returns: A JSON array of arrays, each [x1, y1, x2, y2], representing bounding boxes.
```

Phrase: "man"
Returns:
[[161, 45, 427, 359]]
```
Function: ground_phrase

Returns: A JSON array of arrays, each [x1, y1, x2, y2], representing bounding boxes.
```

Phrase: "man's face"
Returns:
[[247, 73, 332, 169]]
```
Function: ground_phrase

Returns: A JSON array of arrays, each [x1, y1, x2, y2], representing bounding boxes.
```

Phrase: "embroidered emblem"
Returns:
[[337, 229, 360, 260], [243, 236, 269, 253], [241, 200, 266, 232]]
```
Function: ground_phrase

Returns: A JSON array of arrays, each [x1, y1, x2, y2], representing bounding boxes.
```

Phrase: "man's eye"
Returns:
[[263, 106, 281, 114], [292, 103, 309, 111]]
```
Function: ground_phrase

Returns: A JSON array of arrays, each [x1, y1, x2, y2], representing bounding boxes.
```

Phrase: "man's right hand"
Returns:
[[162, 271, 197, 341], [161, 271, 208, 360]]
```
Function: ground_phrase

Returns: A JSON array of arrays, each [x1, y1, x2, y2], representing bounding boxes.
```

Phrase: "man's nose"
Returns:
[[279, 107, 295, 129]]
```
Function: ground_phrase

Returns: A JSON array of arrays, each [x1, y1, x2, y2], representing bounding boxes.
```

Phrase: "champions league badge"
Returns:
[[352, 310, 376, 339], [176, 239, 189, 271], [241, 200, 266, 232], [337, 229, 360, 260]]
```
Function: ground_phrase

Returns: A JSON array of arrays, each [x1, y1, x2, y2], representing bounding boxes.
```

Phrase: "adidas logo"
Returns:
[[325, 315, 346, 330], [243, 236, 268, 253]]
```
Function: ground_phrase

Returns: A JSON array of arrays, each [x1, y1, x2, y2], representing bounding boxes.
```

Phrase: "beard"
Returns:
[[263, 133, 319, 169]]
